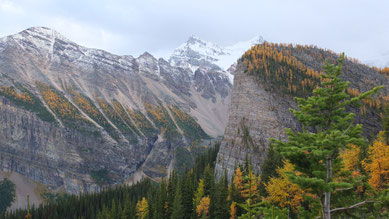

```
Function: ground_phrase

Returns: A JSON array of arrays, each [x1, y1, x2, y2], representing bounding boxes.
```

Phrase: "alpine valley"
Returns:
[[1, 26, 389, 217]]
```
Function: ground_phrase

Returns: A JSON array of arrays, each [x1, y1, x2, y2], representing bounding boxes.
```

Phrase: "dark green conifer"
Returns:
[[272, 54, 382, 218], [171, 182, 183, 219]]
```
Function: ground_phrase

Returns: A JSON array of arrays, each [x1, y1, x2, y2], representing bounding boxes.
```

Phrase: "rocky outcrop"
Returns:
[[216, 44, 389, 180], [214, 64, 299, 179]]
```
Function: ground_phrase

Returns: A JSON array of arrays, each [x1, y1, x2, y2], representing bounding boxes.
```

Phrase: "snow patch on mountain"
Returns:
[[169, 35, 263, 83], [10, 27, 68, 55]]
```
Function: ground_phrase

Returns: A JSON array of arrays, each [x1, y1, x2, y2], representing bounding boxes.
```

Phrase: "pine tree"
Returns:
[[203, 165, 214, 196], [155, 179, 167, 219], [259, 145, 283, 196], [214, 173, 230, 219], [171, 182, 183, 219], [117, 201, 123, 219], [110, 199, 117, 219], [272, 54, 383, 218], [167, 172, 177, 217], [182, 172, 194, 218], [122, 193, 132, 219]]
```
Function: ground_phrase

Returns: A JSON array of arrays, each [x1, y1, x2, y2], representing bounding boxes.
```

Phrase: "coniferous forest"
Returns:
[[2, 55, 389, 219]]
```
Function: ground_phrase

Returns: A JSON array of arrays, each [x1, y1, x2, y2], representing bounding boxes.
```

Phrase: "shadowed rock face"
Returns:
[[216, 45, 389, 180], [0, 27, 232, 193], [214, 64, 298, 180]]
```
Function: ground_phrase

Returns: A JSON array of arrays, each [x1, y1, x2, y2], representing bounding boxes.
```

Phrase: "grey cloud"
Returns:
[[0, 0, 388, 65]]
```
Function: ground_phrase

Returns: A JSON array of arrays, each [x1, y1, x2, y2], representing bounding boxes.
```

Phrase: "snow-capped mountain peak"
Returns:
[[170, 36, 227, 73], [169, 35, 264, 83], [4, 26, 71, 57], [11, 26, 69, 46]]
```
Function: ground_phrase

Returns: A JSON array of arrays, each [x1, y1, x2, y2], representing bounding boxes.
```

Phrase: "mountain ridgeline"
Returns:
[[0, 27, 234, 193], [0, 26, 388, 201], [216, 42, 389, 180]]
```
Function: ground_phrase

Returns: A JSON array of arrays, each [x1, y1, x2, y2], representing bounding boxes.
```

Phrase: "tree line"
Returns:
[[2, 55, 389, 218]]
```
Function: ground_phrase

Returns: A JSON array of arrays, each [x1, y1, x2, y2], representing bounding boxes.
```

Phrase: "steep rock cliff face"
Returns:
[[214, 65, 299, 179], [216, 44, 389, 180], [0, 97, 150, 193]]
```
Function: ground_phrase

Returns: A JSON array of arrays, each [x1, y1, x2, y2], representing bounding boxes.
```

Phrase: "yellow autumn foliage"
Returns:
[[232, 168, 244, 197], [243, 43, 389, 110], [196, 196, 210, 218], [241, 170, 261, 200], [112, 101, 138, 131], [229, 202, 237, 219], [98, 99, 119, 121], [265, 160, 304, 212], [340, 144, 361, 177], [38, 84, 81, 120], [0, 86, 34, 104], [145, 103, 166, 124], [362, 132, 389, 190], [73, 92, 105, 124], [232, 167, 261, 201], [127, 108, 154, 136], [136, 197, 149, 219]]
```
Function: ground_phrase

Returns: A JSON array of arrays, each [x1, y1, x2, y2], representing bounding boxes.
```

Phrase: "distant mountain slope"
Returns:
[[0, 27, 232, 193], [216, 42, 389, 180]]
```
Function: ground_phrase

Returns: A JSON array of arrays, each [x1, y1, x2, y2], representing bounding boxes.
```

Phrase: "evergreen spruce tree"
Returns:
[[122, 193, 132, 219], [110, 199, 117, 219], [203, 164, 214, 196], [171, 182, 183, 219], [213, 172, 230, 219], [117, 201, 123, 219], [258, 145, 283, 196], [182, 172, 194, 218], [272, 54, 382, 219], [155, 179, 167, 219], [167, 172, 177, 217]]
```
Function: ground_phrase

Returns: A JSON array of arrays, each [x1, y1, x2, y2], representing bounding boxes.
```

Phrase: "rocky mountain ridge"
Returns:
[[0, 27, 234, 193]]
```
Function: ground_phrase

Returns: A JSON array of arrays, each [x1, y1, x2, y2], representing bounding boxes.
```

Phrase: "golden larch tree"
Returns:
[[196, 196, 210, 218], [136, 197, 149, 219], [362, 132, 389, 190], [265, 160, 304, 212]]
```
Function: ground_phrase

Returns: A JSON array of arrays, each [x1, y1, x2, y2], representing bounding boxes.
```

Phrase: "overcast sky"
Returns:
[[0, 0, 388, 65]]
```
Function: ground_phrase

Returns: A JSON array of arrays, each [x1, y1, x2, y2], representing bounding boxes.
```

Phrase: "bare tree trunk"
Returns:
[[324, 158, 332, 219]]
